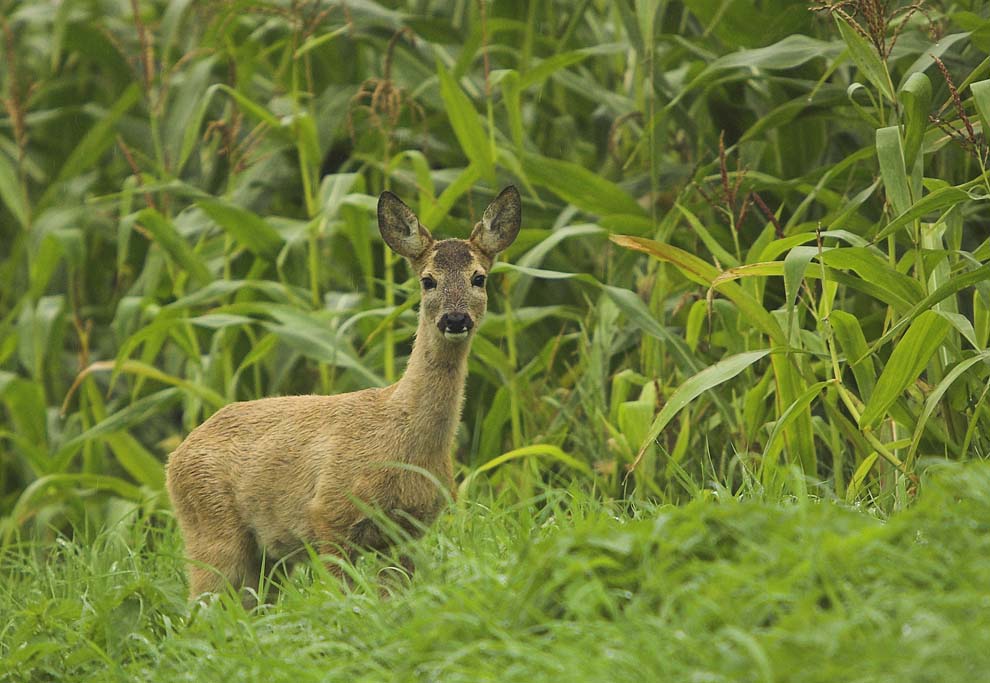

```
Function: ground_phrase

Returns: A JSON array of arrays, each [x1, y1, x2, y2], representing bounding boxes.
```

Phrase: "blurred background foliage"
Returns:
[[1, 0, 990, 539]]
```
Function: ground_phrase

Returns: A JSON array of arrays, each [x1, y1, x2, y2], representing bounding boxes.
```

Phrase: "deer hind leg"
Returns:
[[186, 534, 262, 607], [181, 517, 262, 607]]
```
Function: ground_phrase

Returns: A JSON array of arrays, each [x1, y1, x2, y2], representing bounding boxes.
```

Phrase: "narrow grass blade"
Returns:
[[874, 184, 986, 242], [458, 444, 591, 499], [0, 153, 29, 229], [4, 474, 144, 540]]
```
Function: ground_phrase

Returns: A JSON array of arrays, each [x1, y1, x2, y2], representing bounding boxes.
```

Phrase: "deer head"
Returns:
[[378, 186, 521, 342]]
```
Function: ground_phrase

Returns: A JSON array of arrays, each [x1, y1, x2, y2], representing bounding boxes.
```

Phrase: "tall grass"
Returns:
[[1, 0, 989, 539]]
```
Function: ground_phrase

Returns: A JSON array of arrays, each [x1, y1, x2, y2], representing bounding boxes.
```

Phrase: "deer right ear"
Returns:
[[378, 191, 434, 259]]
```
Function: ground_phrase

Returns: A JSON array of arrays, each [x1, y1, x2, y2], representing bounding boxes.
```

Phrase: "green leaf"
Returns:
[[17, 295, 65, 382], [869, 263, 990, 353], [762, 380, 833, 462], [521, 152, 645, 217], [159, 0, 195, 61], [600, 284, 698, 369], [830, 310, 877, 401], [874, 184, 987, 241], [846, 452, 879, 501], [294, 25, 349, 58], [30, 229, 83, 300], [262, 308, 383, 387], [685, 300, 707, 352], [437, 63, 495, 181], [900, 72, 932, 170], [907, 351, 990, 463], [136, 208, 212, 287], [519, 50, 591, 89], [0, 372, 48, 460], [0, 152, 29, 229], [101, 359, 226, 409], [783, 246, 819, 312], [214, 84, 284, 132], [835, 16, 893, 101], [105, 432, 166, 490], [197, 199, 283, 258], [55, 388, 183, 465], [820, 247, 923, 312], [860, 311, 951, 429], [876, 126, 912, 217], [5, 474, 144, 537], [391, 152, 435, 215], [633, 350, 772, 467], [497, 70, 525, 149], [675, 33, 842, 109], [167, 56, 217, 175], [492, 262, 703, 375], [611, 235, 785, 343], [420, 163, 483, 229], [674, 202, 739, 268], [973, 79, 990, 137]]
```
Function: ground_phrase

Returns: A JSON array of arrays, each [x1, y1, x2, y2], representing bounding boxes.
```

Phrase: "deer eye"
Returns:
[[471, 274, 486, 287], [422, 276, 437, 290]]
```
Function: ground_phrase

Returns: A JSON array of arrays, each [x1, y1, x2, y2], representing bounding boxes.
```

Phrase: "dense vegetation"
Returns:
[[2, 0, 989, 679]]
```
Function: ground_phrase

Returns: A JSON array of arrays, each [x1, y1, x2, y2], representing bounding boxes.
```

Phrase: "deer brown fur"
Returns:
[[165, 186, 521, 604]]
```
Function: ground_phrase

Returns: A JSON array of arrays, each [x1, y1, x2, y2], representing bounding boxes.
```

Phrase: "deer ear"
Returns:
[[470, 186, 521, 257], [378, 191, 434, 259]]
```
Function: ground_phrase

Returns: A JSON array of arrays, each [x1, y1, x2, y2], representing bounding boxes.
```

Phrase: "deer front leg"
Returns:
[[305, 499, 362, 580]]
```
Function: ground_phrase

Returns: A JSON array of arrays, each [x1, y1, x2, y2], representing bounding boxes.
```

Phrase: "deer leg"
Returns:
[[305, 500, 361, 583], [183, 525, 262, 607]]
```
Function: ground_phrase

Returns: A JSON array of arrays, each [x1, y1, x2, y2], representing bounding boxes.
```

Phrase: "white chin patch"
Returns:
[[443, 330, 470, 341]]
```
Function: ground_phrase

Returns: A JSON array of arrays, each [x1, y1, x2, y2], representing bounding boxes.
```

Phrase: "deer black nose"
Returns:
[[438, 312, 473, 334]]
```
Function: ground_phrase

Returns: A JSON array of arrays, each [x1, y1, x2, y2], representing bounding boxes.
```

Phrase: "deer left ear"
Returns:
[[470, 186, 521, 257]]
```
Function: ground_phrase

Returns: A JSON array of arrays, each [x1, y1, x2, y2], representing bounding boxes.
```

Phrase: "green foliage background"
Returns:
[[4, 2, 990, 680], [2, 0, 990, 531]]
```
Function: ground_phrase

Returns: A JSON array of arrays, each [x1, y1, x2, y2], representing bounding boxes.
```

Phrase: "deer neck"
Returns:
[[389, 316, 472, 463]]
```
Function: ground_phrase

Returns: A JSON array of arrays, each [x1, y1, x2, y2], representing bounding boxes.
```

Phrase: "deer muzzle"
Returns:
[[438, 312, 473, 339]]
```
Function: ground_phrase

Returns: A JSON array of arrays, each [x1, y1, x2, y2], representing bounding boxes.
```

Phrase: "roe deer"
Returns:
[[165, 186, 521, 604]]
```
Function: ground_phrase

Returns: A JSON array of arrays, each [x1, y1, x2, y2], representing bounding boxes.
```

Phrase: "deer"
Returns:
[[165, 186, 521, 605]]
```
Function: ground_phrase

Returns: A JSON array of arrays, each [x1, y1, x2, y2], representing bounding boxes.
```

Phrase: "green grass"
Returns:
[[3, 463, 990, 682]]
